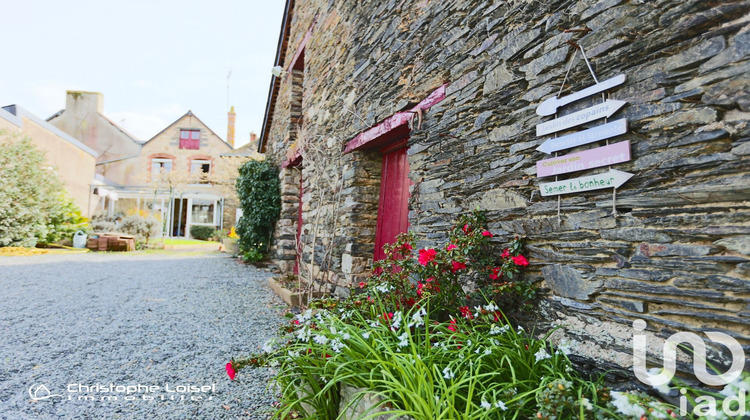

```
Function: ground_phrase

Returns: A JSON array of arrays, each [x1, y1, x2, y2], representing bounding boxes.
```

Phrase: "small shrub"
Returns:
[[90, 216, 118, 233], [242, 248, 264, 263], [120, 215, 160, 243], [190, 225, 215, 241]]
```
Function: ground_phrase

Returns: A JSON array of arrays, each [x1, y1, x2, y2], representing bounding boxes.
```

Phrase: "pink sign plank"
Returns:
[[536, 140, 631, 178]]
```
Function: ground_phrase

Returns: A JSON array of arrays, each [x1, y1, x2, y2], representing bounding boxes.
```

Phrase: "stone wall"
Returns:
[[263, 0, 750, 374]]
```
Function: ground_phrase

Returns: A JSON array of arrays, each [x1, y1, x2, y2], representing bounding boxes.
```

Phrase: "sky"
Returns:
[[0, 0, 285, 148]]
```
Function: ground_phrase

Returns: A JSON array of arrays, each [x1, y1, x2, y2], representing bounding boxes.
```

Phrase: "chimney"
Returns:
[[66, 91, 104, 116], [227, 106, 236, 148], [248, 132, 259, 150]]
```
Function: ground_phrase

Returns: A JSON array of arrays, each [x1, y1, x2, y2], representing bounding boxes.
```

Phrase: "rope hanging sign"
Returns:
[[533, 44, 633, 217]]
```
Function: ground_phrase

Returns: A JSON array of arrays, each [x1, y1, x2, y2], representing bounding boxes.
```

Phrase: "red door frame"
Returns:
[[374, 139, 411, 261], [294, 171, 303, 274]]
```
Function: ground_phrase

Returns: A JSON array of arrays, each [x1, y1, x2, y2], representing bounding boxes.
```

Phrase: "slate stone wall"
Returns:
[[264, 0, 750, 374]]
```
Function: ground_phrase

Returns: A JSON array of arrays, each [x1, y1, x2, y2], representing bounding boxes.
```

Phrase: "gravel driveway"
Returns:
[[0, 250, 285, 419]]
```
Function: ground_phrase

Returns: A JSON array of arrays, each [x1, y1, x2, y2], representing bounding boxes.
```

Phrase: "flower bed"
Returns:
[[229, 211, 749, 419]]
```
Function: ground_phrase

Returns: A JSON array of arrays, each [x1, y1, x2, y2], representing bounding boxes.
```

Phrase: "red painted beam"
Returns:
[[343, 83, 448, 154]]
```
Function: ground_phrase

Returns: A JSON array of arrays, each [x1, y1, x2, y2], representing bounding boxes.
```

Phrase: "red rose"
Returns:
[[512, 255, 529, 267], [418, 248, 437, 265], [482, 230, 493, 237], [226, 362, 236, 381], [359, 281, 367, 288], [451, 261, 467, 273], [446, 244, 457, 251], [489, 267, 502, 280], [501, 249, 510, 258]]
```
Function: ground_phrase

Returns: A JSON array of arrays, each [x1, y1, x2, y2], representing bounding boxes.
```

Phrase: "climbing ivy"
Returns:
[[235, 160, 281, 261]]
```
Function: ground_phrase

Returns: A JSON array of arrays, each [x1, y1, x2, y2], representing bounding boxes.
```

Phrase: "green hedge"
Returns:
[[190, 225, 216, 241], [235, 160, 281, 259]]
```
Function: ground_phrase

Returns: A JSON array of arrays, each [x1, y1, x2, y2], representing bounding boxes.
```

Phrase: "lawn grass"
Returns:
[[162, 238, 219, 246]]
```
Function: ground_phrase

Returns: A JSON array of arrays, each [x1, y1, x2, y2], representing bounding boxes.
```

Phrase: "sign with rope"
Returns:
[[533, 43, 633, 218]]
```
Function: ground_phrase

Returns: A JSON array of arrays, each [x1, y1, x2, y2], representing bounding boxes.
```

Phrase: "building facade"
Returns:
[[48, 91, 245, 236], [259, 0, 750, 375], [140, 111, 234, 237], [0, 105, 97, 215]]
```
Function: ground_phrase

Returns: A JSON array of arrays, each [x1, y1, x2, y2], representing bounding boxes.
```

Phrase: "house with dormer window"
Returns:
[[140, 111, 233, 237]]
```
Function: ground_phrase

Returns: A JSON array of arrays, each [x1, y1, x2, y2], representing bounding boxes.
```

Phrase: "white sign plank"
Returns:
[[536, 141, 631, 177], [536, 118, 628, 154], [536, 74, 627, 117], [536, 100, 626, 136], [539, 169, 633, 196]]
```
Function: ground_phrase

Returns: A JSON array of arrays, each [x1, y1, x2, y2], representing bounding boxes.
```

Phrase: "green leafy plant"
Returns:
[[232, 292, 622, 419], [369, 209, 536, 320], [0, 131, 86, 247], [189, 224, 215, 241], [235, 160, 281, 260]]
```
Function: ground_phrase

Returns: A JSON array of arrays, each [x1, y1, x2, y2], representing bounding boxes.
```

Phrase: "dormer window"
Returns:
[[179, 129, 200, 149]]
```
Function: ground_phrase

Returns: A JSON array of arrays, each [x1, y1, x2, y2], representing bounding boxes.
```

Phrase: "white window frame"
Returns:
[[151, 158, 173, 181]]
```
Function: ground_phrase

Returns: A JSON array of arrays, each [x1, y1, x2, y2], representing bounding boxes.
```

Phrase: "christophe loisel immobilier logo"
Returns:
[[29, 382, 217, 402]]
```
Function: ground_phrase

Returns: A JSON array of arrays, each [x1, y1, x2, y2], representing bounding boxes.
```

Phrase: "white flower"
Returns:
[[369, 321, 379, 328], [480, 400, 491, 409], [391, 311, 403, 330], [610, 391, 646, 417], [534, 348, 551, 362], [295, 327, 310, 341], [397, 333, 409, 348], [484, 348, 492, 356], [341, 332, 351, 340], [362, 331, 371, 339], [409, 312, 425, 328], [490, 324, 508, 335], [299, 309, 312, 321], [517, 325, 525, 333], [330, 339, 345, 353], [495, 401, 507, 411], [580, 397, 593, 411], [268, 359, 279, 367], [375, 283, 393, 293], [442, 367, 454, 380], [313, 334, 328, 345], [485, 302, 498, 312]]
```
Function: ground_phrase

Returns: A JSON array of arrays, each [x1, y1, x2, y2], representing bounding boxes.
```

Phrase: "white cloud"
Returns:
[[107, 103, 185, 141]]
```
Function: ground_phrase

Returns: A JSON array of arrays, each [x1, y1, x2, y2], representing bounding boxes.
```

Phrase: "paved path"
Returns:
[[0, 250, 285, 419]]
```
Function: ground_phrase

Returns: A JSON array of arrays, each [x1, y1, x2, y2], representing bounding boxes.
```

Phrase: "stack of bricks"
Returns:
[[86, 234, 136, 252]]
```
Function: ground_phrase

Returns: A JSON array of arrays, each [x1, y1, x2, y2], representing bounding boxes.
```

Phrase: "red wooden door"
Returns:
[[294, 172, 303, 274], [374, 146, 410, 261]]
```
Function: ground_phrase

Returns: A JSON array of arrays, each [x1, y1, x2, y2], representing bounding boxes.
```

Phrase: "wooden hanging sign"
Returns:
[[536, 118, 627, 154], [536, 140, 631, 178], [539, 169, 633, 196], [536, 99, 627, 136], [536, 74, 627, 117]]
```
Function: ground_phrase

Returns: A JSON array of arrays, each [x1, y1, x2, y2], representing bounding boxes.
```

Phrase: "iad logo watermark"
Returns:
[[632, 319, 747, 416]]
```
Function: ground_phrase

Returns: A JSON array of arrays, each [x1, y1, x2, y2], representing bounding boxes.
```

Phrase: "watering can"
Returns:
[[73, 230, 88, 249]]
